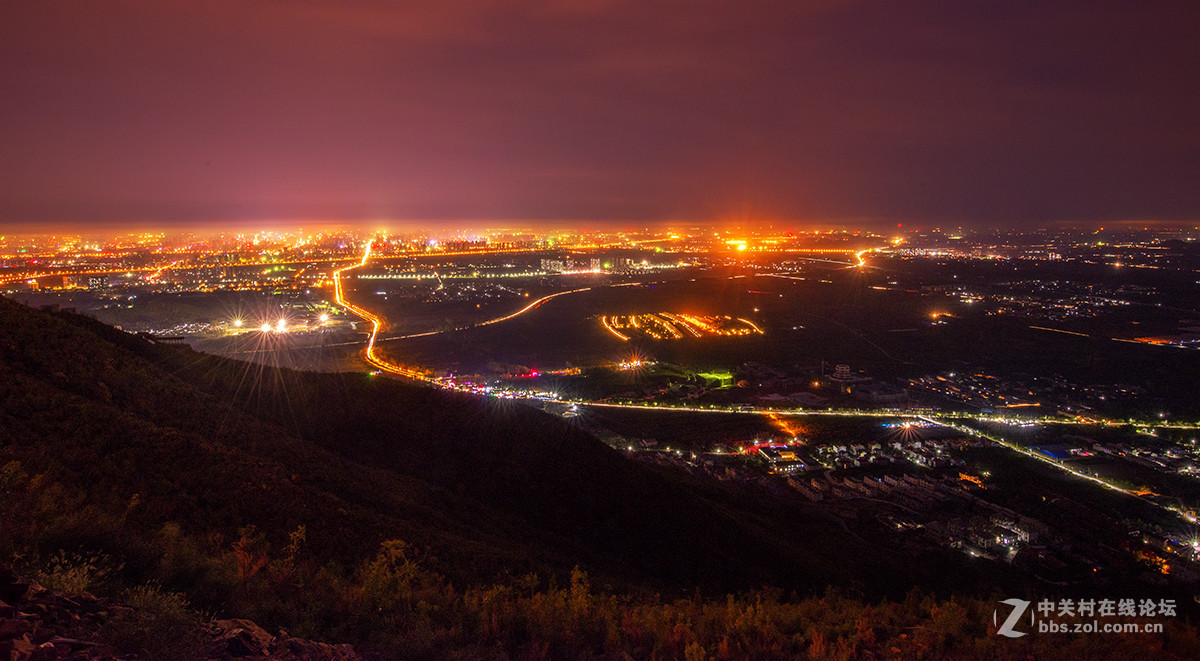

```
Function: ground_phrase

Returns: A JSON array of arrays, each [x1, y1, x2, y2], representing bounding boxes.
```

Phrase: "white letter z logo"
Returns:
[[994, 598, 1031, 638]]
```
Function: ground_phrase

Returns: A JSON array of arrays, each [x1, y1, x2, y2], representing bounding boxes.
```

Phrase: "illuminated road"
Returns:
[[0, 266, 161, 286], [925, 415, 1198, 525], [369, 287, 594, 343], [1029, 324, 1199, 351], [331, 244, 593, 378], [473, 287, 592, 327], [1, 242, 884, 288], [331, 242, 426, 379], [234, 273, 596, 356], [0, 245, 557, 287], [600, 316, 630, 341], [0, 257, 362, 286], [926, 416, 1135, 495], [0, 245, 576, 286]]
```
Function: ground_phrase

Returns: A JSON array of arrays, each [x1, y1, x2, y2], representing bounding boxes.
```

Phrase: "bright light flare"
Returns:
[[260, 323, 272, 332]]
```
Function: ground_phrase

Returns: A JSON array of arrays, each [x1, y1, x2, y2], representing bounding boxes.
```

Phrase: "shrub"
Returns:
[[100, 584, 208, 661], [33, 550, 120, 595]]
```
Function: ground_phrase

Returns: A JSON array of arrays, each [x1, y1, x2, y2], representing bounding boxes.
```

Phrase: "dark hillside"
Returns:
[[6, 298, 1197, 659], [1, 299, 1018, 616], [0, 300, 553, 589], [157, 317, 1020, 598], [0, 299, 848, 587]]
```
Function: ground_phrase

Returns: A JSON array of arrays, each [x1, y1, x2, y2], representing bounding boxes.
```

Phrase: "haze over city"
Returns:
[[3, 3, 1200, 660], [3, 0, 1200, 229]]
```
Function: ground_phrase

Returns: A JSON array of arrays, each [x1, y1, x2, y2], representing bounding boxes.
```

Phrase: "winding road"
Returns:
[[332, 242, 593, 379]]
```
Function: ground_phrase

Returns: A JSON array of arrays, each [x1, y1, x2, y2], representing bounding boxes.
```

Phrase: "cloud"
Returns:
[[0, 0, 1197, 225]]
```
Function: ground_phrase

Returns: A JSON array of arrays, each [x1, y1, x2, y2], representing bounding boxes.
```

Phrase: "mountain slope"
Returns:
[[0, 298, 1013, 613]]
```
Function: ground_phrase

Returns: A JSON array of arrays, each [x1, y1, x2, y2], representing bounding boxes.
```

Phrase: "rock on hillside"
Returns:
[[0, 564, 359, 661]]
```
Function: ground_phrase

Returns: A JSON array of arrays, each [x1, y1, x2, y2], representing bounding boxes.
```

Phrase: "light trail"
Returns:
[[925, 416, 1198, 525], [736, 317, 764, 333], [333, 244, 593, 375], [778, 247, 884, 255], [474, 287, 592, 327], [659, 312, 703, 337], [1029, 324, 1196, 349], [555, 401, 1197, 432], [3, 246, 575, 286], [332, 242, 426, 379], [763, 411, 801, 438], [1029, 325, 1090, 338], [601, 316, 630, 341], [145, 261, 177, 282], [931, 419, 1156, 506], [0, 266, 160, 285], [641, 313, 681, 339], [236, 278, 598, 354], [1, 257, 362, 286]]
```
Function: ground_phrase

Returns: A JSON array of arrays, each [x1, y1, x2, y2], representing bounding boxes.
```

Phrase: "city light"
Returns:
[[603, 312, 763, 341], [3, 5, 1198, 646]]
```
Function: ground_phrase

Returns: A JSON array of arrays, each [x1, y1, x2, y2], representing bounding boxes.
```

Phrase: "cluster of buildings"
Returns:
[[979, 280, 1136, 321], [1034, 432, 1200, 489], [909, 369, 1169, 420], [907, 371, 1038, 411], [813, 435, 969, 470], [539, 257, 602, 273], [783, 466, 1108, 574]]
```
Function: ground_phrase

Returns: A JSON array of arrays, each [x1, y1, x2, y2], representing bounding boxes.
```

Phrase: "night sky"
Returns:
[[2, 1, 1198, 228]]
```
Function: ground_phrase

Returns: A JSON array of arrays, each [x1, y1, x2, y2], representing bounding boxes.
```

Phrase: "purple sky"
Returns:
[[2, 1, 1198, 228]]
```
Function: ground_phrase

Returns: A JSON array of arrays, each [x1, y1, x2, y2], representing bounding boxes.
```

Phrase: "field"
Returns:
[[361, 258, 1200, 418], [372, 266, 956, 374]]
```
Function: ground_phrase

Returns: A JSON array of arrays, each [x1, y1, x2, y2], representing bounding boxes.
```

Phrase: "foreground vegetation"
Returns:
[[13, 542, 1200, 660]]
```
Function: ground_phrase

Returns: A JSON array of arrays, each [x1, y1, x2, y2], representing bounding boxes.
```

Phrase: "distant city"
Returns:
[[4, 223, 1200, 585]]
